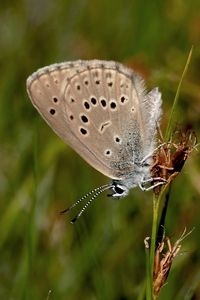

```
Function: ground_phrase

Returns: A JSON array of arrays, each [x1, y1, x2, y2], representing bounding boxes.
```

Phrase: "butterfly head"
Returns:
[[109, 181, 132, 198]]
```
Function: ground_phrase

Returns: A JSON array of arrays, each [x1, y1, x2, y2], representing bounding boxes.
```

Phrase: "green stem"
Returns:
[[145, 237, 152, 300], [148, 47, 194, 299], [165, 46, 193, 141], [147, 193, 162, 300], [145, 47, 193, 300], [150, 195, 159, 272]]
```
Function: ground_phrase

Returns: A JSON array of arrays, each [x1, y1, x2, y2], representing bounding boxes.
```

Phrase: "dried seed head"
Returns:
[[151, 128, 197, 195], [153, 228, 194, 297]]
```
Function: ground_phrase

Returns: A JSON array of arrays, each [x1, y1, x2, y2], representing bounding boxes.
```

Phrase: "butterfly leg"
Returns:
[[140, 143, 169, 165], [139, 177, 166, 191]]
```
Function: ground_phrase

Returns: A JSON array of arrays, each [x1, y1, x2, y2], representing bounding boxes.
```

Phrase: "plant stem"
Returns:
[[150, 195, 159, 272], [145, 237, 152, 300], [165, 46, 193, 141], [146, 193, 162, 300]]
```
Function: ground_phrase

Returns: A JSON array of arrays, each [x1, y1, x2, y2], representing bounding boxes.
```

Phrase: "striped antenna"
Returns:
[[60, 184, 112, 223]]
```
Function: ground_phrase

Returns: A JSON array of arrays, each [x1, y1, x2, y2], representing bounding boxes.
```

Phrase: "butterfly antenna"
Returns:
[[70, 184, 111, 224], [60, 184, 111, 214]]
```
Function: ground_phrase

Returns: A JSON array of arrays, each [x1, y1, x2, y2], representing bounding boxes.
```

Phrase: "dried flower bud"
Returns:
[[153, 228, 193, 297], [151, 128, 197, 195]]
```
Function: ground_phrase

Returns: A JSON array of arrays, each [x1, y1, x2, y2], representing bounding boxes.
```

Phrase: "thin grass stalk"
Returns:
[[145, 237, 152, 300], [165, 46, 193, 141], [147, 193, 161, 300], [147, 47, 194, 299]]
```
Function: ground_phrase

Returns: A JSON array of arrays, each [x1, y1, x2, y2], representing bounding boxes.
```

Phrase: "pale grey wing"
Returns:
[[26, 61, 118, 180], [26, 60, 139, 180], [142, 88, 162, 155], [132, 75, 162, 156]]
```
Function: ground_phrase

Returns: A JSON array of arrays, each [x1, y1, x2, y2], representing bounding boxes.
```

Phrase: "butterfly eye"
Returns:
[[114, 185, 124, 194]]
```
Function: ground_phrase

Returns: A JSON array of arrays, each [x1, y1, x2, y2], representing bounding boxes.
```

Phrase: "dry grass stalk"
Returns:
[[153, 228, 193, 297]]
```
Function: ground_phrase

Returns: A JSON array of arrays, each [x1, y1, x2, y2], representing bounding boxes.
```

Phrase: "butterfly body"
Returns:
[[27, 60, 162, 198]]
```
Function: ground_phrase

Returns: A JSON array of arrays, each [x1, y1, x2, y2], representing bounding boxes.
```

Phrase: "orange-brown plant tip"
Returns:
[[153, 237, 181, 296], [151, 128, 197, 195], [153, 228, 193, 297]]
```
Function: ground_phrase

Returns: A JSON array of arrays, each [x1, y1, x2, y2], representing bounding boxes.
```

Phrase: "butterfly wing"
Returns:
[[27, 60, 162, 180]]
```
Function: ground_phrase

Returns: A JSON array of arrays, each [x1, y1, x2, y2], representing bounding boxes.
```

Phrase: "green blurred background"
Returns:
[[0, 1, 200, 299]]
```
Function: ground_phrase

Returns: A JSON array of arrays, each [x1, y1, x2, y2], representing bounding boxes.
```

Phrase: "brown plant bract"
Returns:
[[153, 228, 193, 297], [151, 128, 197, 195]]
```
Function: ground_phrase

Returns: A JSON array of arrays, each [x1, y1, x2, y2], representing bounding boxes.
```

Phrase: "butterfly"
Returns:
[[27, 60, 163, 222]]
